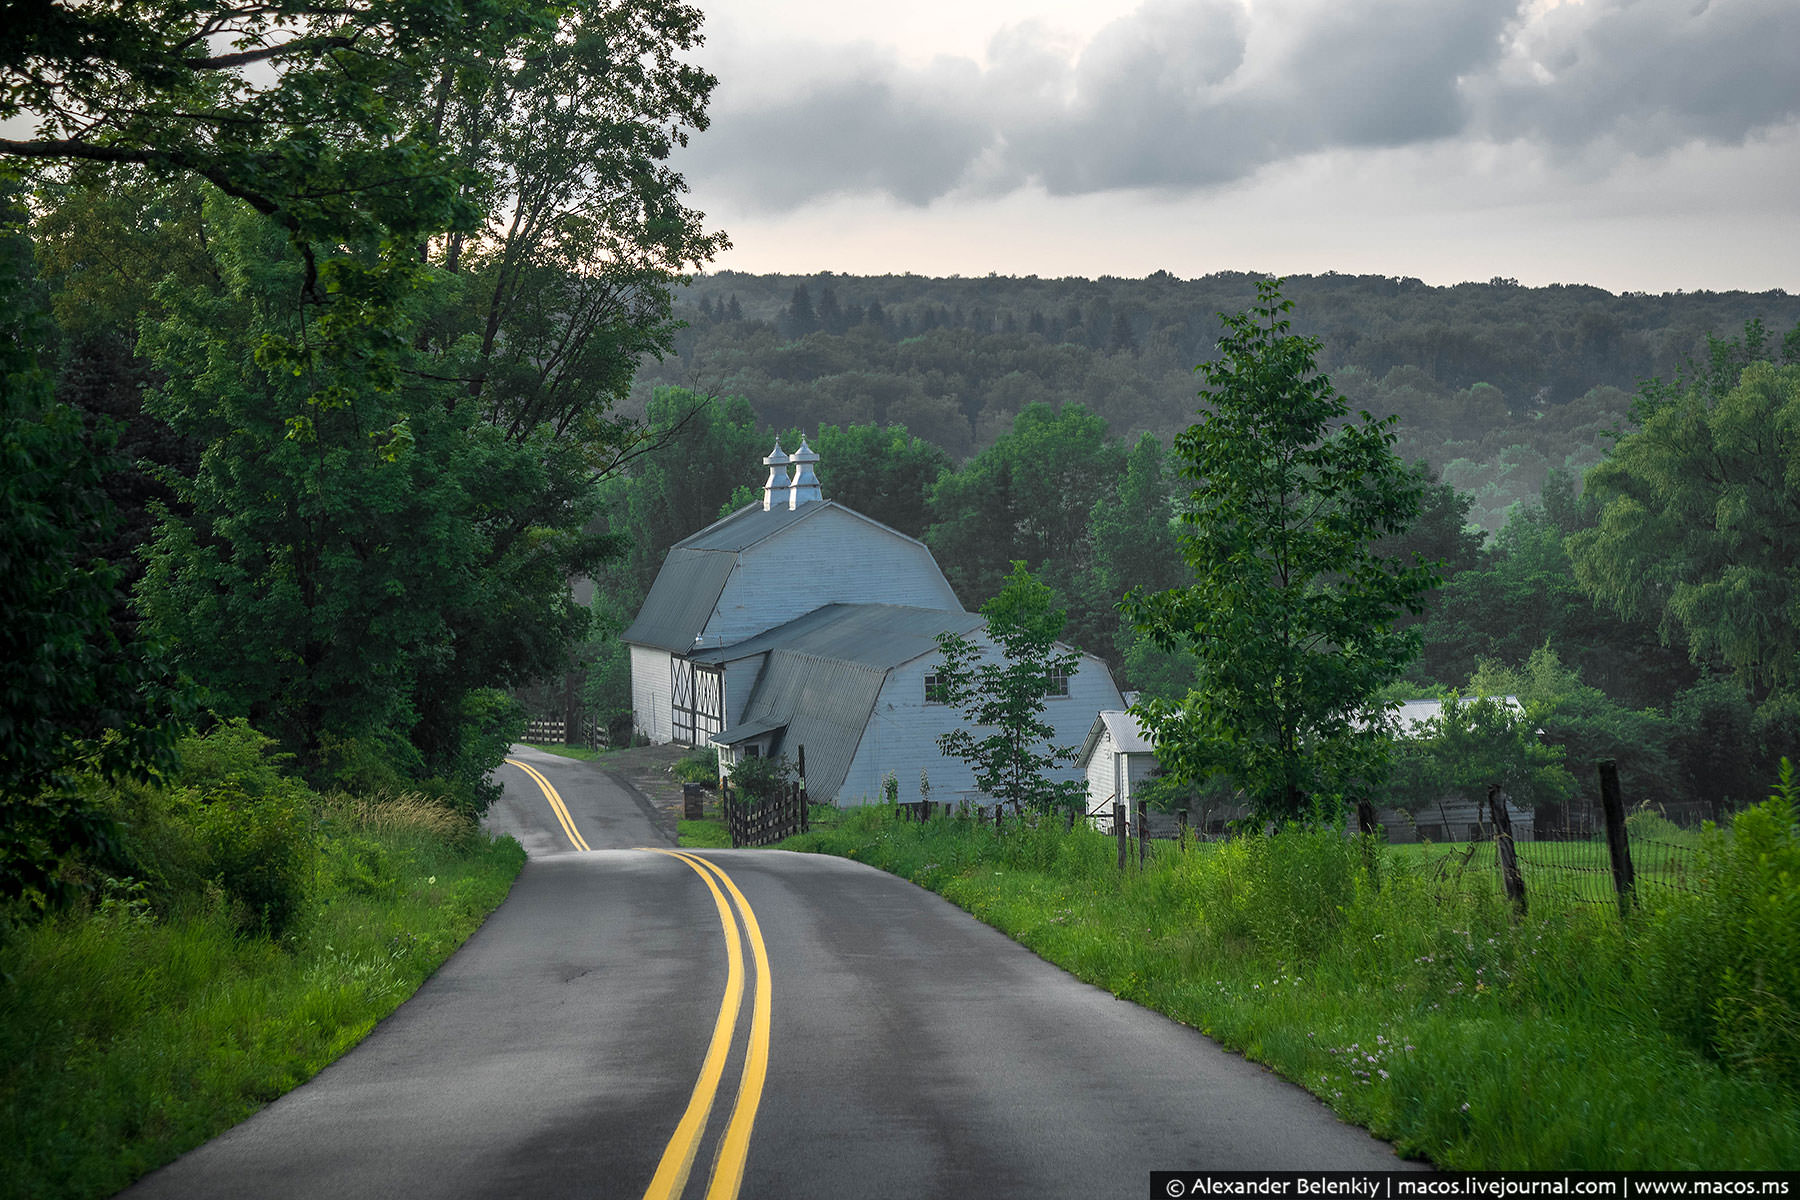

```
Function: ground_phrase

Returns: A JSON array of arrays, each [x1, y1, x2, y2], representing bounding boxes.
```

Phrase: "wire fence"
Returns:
[[1417, 832, 1705, 914]]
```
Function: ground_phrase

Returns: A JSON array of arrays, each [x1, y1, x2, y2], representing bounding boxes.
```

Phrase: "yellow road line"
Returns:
[[684, 855, 773, 1200], [503, 758, 590, 851], [640, 850, 774, 1200], [641, 852, 745, 1200]]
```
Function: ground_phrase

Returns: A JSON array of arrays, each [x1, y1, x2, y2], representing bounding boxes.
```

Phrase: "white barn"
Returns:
[[621, 437, 1124, 805]]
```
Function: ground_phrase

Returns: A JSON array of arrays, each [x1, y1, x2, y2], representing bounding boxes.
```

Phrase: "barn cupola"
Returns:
[[788, 436, 822, 508], [762, 440, 792, 511]]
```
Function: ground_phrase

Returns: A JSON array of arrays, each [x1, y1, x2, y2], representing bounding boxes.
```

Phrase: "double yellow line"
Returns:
[[642, 850, 773, 1200], [504, 757, 590, 851], [502, 758, 771, 1198]]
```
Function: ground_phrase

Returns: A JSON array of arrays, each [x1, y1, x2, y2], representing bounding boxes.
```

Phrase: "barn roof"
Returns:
[[619, 549, 739, 653], [703, 604, 988, 802], [690, 603, 983, 669], [621, 502, 948, 653]]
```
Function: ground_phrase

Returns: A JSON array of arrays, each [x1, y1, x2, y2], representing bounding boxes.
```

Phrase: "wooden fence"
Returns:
[[523, 715, 604, 748], [721, 779, 811, 848]]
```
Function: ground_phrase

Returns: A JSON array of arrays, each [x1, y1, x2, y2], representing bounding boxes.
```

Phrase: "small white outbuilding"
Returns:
[[1077, 710, 1159, 831]]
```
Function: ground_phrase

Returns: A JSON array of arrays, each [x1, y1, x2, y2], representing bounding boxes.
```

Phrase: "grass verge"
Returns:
[[0, 801, 526, 1200], [517, 742, 608, 762], [781, 807, 1800, 1169], [678, 818, 731, 848]]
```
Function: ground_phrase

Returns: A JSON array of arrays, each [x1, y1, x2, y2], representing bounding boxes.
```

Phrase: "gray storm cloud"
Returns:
[[681, 0, 1800, 210]]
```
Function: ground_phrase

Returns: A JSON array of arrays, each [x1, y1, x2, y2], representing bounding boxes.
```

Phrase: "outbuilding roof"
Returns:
[[700, 603, 988, 802], [1078, 710, 1157, 766]]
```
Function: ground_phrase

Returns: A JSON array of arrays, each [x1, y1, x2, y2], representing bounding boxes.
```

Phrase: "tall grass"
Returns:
[[0, 792, 525, 1200], [784, 805, 1800, 1169]]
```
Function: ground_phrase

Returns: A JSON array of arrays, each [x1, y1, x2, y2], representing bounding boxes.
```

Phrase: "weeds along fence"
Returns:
[[720, 779, 811, 848], [884, 761, 1707, 923]]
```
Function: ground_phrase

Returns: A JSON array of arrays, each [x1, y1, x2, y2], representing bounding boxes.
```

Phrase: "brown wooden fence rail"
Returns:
[[721, 780, 811, 848]]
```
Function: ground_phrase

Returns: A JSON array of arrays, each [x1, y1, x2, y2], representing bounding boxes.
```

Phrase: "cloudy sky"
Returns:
[[673, 0, 1799, 292]]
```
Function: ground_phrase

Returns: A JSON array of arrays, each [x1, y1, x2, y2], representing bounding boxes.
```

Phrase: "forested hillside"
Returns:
[[635, 271, 1800, 533]]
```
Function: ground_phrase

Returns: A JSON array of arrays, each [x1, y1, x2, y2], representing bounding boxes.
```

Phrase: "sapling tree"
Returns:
[[934, 562, 1086, 814]]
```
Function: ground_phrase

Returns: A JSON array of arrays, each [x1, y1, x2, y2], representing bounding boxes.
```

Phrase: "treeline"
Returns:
[[636, 271, 1800, 532]]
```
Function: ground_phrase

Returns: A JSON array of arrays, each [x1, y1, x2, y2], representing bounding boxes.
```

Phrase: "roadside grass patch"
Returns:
[[517, 742, 608, 762], [781, 808, 1800, 1169], [678, 818, 731, 848], [0, 775, 525, 1200]]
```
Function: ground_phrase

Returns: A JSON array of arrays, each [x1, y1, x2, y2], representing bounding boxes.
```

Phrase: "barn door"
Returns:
[[671, 658, 724, 745]]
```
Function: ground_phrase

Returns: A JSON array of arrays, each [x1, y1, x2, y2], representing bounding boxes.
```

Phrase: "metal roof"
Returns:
[[619, 549, 738, 652], [700, 603, 988, 801], [722, 651, 892, 802], [1389, 696, 1524, 737], [1078, 710, 1157, 765], [690, 604, 983, 669], [712, 714, 790, 746]]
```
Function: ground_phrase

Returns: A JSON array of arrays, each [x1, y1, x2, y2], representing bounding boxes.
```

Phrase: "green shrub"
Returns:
[[726, 753, 790, 801], [165, 721, 318, 935], [323, 834, 397, 898], [674, 746, 720, 785], [1643, 760, 1800, 1088]]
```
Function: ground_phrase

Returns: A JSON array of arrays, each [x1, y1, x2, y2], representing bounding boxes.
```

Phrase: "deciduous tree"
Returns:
[[1570, 332, 1800, 697], [1124, 279, 1438, 823]]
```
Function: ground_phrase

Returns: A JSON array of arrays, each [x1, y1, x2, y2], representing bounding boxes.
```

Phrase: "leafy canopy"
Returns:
[[1124, 278, 1439, 823], [1571, 332, 1800, 696]]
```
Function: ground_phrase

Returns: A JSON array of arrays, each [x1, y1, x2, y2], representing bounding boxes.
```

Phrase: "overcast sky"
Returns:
[[672, 0, 1798, 292]]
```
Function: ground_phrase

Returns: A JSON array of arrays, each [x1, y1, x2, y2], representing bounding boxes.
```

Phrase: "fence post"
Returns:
[[1487, 784, 1527, 916], [1136, 802, 1149, 867], [1178, 806, 1189, 850], [1597, 759, 1636, 916], [1066, 809, 1075, 833], [1114, 800, 1127, 872]]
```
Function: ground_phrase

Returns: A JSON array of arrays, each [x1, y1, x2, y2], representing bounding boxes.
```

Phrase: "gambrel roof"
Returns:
[[621, 500, 959, 653]]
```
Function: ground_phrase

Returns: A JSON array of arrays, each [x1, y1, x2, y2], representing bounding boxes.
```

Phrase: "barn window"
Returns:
[[1048, 665, 1070, 697], [924, 673, 948, 704]]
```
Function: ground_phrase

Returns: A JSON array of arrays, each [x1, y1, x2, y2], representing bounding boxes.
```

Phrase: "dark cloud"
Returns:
[[1474, 0, 1800, 151], [683, 0, 1800, 210]]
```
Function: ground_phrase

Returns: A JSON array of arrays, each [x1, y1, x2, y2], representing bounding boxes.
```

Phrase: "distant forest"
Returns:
[[634, 270, 1800, 533]]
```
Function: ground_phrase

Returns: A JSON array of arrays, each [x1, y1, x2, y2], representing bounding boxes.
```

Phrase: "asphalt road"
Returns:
[[120, 746, 1423, 1199]]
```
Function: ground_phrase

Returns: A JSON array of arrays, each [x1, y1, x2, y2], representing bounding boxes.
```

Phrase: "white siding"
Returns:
[[697, 508, 962, 648], [1084, 733, 1117, 816], [832, 640, 1124, 807], [630, 645, 674, 744]]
